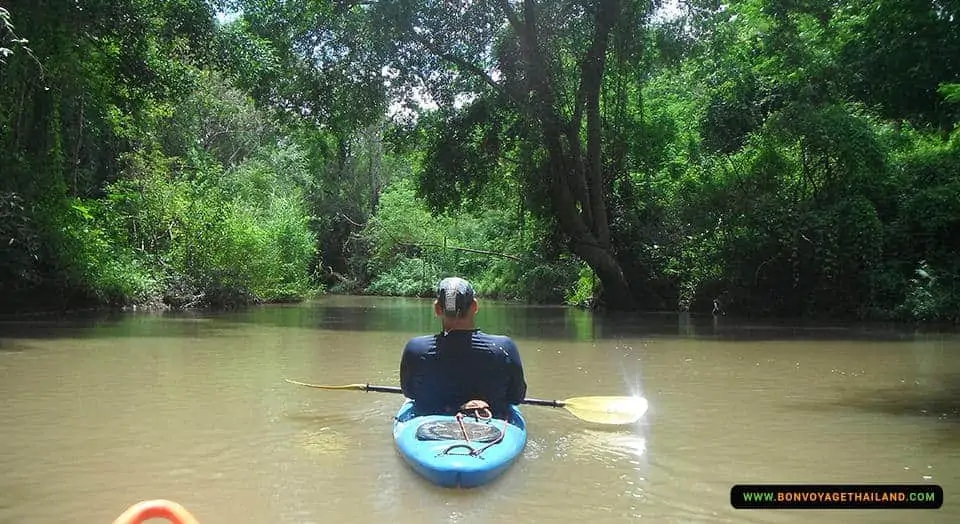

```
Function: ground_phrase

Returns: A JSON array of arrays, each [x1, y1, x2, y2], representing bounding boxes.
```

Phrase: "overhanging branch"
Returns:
[[400, 242, 523, 262], [412, 34, 532, 114], [496, 0, 523, 31]]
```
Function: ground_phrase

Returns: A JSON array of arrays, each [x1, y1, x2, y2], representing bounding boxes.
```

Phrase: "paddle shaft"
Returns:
[[520, 397, 565, 408], [353, 383, 563, 407], [362, 384, 404, 394]]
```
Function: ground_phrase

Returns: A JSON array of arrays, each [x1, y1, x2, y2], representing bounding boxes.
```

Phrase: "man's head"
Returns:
[[434, 277, 478, 327]]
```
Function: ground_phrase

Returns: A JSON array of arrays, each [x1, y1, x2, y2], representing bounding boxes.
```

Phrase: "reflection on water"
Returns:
[[299, 427, 353, 456], [1, 294, 946, 344], [0, 295, 958, 524]]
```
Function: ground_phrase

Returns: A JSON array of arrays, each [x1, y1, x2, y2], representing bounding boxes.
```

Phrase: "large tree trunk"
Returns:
[[425, 0, 640, 309], [544, 154, 635, 309], [509, 0, 636, 309], [570, 237, 634, 309]]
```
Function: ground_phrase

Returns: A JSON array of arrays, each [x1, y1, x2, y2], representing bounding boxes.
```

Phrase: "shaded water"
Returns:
[[0, 295, 957, 523]]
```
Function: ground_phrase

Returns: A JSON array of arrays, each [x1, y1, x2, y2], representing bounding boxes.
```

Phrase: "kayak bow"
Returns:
[[112, 499, 200, 524]]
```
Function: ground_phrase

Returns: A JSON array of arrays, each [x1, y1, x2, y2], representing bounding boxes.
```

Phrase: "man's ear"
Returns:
[[434, 300, 443, 317], [471, 299, 479, 313]]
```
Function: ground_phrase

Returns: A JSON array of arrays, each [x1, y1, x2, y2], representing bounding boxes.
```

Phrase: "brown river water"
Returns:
[[0, 295, 957, 523]]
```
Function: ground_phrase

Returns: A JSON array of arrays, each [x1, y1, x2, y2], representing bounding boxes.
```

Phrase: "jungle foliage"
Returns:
[[1, 0, 957, 322]]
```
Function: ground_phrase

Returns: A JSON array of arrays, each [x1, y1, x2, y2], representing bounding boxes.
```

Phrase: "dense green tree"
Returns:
[[1, 0, 957, 322], [0, 1, 320, 311], [344, 0, 664, 308]]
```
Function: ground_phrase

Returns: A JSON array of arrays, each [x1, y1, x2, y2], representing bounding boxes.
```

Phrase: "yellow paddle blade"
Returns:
[[560, 396, 649, 425], [284, 379, 368, 391]]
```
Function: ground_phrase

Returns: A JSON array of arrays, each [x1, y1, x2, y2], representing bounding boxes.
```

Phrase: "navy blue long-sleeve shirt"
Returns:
[[399, 329, 527, 417]]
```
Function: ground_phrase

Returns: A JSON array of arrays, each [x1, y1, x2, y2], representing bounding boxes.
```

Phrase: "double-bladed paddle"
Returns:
[[283, 378, 648, 425]]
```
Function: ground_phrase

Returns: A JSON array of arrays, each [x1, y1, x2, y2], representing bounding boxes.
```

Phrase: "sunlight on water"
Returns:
[[617, 351, 650, 419], [616, 396, 649, 419], [555, 429, 648, 465]]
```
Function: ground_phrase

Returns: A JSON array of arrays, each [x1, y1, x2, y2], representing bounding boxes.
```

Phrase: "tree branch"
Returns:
[[582, 0, 621, 247], [493, 0, 605, 257], [412, 33, 531, 114], [567, 2, 608, 197], [504, 0, 595, 248], [337, 211, 365, 228], [400, 242, 523, 261], [326, 265, 355, 284], [496, 0, 523, 32]]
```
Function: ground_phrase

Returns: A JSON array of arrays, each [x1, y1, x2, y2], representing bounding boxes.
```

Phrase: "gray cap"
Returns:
[[436, 277, 475, 317]]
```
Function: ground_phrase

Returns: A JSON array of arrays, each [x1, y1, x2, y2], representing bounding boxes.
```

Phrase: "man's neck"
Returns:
[[441, 321, 476, 333]]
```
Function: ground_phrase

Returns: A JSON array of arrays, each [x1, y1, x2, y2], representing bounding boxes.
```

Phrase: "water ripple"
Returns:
[[554, 429, 647, 465], [1, 301, 958, 524]]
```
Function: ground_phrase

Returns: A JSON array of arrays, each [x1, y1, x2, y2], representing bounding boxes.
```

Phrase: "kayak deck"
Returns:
[[392, 400, 527, 488]]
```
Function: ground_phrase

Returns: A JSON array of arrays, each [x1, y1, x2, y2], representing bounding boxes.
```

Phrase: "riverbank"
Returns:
[[4, 289, 958, 333], [0, 287, 318, 320]]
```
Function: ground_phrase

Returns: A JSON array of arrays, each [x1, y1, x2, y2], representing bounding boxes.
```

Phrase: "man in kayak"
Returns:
[[400, 276, 527, 418]]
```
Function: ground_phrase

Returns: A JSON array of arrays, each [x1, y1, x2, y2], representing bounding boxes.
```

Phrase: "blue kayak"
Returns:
[[392, 400, 527, 488]]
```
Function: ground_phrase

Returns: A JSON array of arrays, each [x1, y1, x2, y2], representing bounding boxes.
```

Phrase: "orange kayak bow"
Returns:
[[112, 499, 200, 524]]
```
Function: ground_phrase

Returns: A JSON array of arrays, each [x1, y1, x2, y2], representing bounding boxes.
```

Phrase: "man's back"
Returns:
[[400, 329, 527, 417]]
